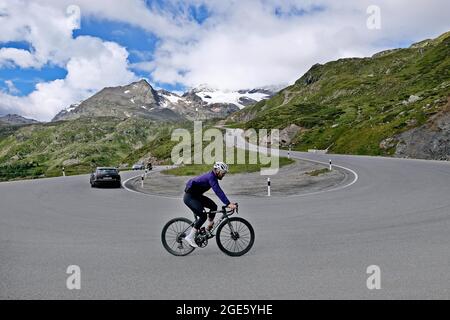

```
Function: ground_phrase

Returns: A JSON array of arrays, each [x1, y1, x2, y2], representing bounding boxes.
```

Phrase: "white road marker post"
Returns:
[[267, 177, 271, 197], [62, 166, 65, 177], [144, 168, 148, 178], [141, 174, 144, 188], [329, 160, 332, 171]]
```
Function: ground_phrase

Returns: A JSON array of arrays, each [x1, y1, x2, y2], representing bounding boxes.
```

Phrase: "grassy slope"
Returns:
[[0, 117, 177, 180], [228, 31, 450, 155], [127, 122, 295, 176]]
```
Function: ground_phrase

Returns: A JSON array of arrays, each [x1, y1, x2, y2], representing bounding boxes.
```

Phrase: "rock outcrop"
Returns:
[[393, 97, 450, 160]]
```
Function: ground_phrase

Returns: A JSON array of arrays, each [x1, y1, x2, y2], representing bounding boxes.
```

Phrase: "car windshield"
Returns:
[[97, 169, 117, 174]]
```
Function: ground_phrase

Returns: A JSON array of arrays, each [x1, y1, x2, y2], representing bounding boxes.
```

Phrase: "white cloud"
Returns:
[[130, 61, 156, 73], [0, 1, 75, 68], [0, 47, 39, 68], [0, 38, 137, 121], [147, 0, 450, 90], [4, 80, 19, 94], [64, 38, 137, 90], [0, 0, 138, 121], [35, 0, 197, 39]]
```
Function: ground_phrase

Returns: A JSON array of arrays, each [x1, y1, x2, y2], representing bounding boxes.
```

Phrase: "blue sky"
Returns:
[[0, 1, 215, 97], [0, 13, 185, 95], [0, 0, 449, 121], [0, 61, 67, 96]]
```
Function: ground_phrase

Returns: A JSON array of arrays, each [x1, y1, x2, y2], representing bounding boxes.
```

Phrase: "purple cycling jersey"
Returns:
[[185, 171, 230, 205]]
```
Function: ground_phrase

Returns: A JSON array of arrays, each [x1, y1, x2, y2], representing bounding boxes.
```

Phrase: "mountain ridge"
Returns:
[[52, 80, 276, 122], [0, 114, 39, 126], [227, 30, 450, 160]]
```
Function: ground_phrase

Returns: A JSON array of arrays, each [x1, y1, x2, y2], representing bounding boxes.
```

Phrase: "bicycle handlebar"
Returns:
[[212, 202, 238, 215]]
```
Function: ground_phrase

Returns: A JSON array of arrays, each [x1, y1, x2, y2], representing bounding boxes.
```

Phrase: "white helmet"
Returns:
[[213, 161, 228, 173]]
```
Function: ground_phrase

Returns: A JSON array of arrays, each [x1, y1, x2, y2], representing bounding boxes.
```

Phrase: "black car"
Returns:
[[90, 167, 121, 188]]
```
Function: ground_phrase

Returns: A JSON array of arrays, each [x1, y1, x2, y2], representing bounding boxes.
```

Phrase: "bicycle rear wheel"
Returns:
[[161, 217, 195, 256], [216, 217, 255, 256]]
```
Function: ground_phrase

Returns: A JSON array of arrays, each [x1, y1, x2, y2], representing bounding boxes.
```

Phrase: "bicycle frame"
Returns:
[[181, 206, 238, 238]]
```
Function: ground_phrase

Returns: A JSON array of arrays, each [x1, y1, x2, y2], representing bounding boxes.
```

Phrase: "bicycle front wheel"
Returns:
[[161, 217, 195, 256], [216, 217, 255, 256]]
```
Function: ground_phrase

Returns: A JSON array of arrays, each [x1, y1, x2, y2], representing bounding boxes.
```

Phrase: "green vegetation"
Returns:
[[0, 116, 291, 181], [0, 162, 45, 180], [0, 117, 179, 181], [135, 123, 296, 176], [228, 31, 450, 156]]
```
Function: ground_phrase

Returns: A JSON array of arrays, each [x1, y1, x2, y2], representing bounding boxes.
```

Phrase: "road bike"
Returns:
[[161, 203, 255, 257]]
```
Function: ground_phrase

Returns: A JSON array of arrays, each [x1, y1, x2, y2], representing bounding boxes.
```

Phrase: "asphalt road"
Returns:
[[1, 152, 450, 299]]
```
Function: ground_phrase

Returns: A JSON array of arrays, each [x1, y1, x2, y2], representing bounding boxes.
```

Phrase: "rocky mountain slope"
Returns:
[[53, 80, 275, 122], [228, 31, 450, 160], [392, 96, 449, 159], [52, 80, 182, 122]]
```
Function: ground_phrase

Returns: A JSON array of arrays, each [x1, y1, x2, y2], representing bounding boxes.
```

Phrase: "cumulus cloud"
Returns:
[[3, 80, 19, 94], [148, 0, 450, 90], [0, 48, 39, 68], [0, 38, 137, 121], [36, 0, 197, 39], [0, 0, 137, 121], [0, 1, 75, 68]]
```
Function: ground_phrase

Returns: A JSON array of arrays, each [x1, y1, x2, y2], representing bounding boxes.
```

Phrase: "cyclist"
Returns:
[[183, 161, 237, 247]]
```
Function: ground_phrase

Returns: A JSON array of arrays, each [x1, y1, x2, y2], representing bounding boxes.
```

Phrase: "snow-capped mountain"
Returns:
[[186, 84, 275, 109], [52, 80, 278, 122]]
